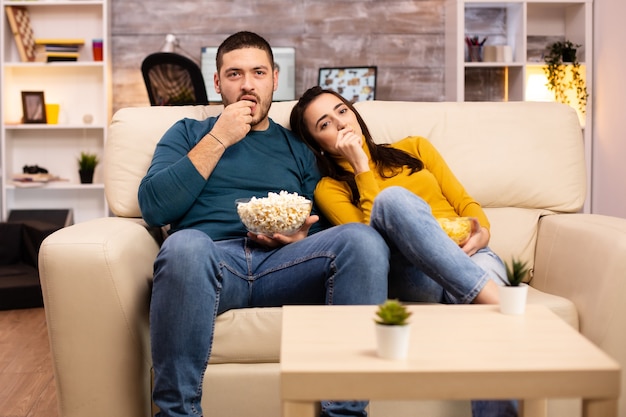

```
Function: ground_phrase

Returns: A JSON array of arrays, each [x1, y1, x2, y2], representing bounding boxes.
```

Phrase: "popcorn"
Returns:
[[437, 217, 474, 246], [236, 191, 312, 236]]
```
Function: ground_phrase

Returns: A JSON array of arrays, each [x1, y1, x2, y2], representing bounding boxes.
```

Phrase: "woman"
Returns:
[[289, 86, 509, 305], [290, 86, 518, 417]]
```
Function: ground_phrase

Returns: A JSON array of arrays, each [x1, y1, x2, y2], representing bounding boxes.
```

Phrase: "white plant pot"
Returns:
[[498, 283, 528, 315], [375, 323, 411, 360]]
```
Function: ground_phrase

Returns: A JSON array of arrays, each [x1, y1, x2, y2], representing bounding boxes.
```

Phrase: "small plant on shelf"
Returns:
[[78, 151, 99, 171], [504, 257, 530, 287], [375, 299, 412, 326], [77, 151, 99, 184], [543, 40, 589, 115]]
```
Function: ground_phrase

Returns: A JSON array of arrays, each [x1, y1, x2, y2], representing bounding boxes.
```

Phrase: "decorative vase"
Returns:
[[562, 48, 577, 63], [498, 283, 528, 315], [79, 169, 94, 184], [375, 323, 411, 360]]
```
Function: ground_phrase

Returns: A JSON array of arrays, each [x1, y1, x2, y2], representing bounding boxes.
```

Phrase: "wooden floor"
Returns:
[[0, 307, 58, 417]]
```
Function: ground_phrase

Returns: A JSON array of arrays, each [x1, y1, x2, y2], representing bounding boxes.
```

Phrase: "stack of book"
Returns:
[[35, 39, 84, 62]]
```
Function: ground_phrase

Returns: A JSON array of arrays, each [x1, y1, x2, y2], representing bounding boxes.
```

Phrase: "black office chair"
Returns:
[[141, 52, 209, 106]]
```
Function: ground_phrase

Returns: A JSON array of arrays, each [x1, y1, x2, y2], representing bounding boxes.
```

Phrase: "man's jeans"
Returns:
[[150, 223, 389, 417], [370, 186, 518, 417]]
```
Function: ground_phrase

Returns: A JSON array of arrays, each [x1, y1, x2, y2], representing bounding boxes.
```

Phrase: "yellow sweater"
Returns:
[[314, 136, 490, 230]]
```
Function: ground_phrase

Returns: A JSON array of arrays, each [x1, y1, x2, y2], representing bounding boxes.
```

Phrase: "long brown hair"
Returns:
[[290, 86, 423, 204]]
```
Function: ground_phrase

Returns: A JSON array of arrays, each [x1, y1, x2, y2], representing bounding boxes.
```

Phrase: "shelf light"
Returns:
[[525, 65, 586, 128], [525, 72, 553, 102]]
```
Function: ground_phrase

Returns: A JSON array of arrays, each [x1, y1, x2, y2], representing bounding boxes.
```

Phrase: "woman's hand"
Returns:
[[460, 219, 490, 255], [247, 215, 319, 248], [335, 126, 370, 174]]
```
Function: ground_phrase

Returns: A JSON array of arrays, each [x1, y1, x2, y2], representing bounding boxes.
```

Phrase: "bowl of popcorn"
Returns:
[[437, 217, 476, 246], [236, 191, 312, 236]]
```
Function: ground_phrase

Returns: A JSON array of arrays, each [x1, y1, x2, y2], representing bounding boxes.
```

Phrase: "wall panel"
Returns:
[[111, 0, 446, 113]]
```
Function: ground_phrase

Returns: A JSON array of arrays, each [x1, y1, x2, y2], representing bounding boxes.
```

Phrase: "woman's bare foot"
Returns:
[[472, 280, 500, 304]]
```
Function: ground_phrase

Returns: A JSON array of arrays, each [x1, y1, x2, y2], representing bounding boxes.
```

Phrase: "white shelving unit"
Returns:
[[1, 0, 111, 223], [445, 0, 593, 212]]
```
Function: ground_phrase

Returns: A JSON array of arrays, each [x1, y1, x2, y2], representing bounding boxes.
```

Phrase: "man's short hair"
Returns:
[[216, 31, 274, 73]]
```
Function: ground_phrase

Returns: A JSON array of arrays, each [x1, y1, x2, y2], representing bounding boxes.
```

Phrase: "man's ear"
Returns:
[[273, 68, 279, 92], [214, 72, 221, 94]]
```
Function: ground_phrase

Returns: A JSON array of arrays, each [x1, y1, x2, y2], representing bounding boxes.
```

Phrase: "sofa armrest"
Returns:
[[533, 213, 626, 415], [39, 217, 160, 417]]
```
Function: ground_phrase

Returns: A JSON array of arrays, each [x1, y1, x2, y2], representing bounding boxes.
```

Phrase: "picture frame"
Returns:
[[21, 91, 47, 123], [318, 66, 377, 102]]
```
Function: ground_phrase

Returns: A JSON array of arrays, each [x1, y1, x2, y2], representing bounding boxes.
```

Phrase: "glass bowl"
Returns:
[[236, 194, 312, 236], [437, 217, 476, 246]]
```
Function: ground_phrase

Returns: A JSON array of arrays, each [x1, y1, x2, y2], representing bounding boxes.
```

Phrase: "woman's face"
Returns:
[[303, 93, 362, 154]]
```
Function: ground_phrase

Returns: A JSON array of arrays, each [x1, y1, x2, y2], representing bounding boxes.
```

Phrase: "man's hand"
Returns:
[[210, 100, 255, 147], [247, 215, 319, 248]]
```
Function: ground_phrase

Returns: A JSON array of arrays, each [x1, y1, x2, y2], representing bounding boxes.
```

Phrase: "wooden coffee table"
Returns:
[[280, 305, 620, 417]]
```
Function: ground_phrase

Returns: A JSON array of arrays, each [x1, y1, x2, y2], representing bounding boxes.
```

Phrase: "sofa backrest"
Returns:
[[105, 100, 586, 271], [354, 101, 585, 211]]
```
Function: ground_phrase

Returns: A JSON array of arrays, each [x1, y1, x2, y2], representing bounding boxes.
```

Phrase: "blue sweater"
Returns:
[[138, 116, 325, 240]]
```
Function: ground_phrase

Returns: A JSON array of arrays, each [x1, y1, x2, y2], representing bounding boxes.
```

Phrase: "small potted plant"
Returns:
[[543, 40, 589, 116], [499, 258, 530, 315], [78, 151, 99, 184], [374, 299, 412, 359]]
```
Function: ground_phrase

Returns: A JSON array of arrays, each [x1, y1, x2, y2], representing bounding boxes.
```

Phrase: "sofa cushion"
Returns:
[[105, 102, 296, 219], [210, 307, 282, 364], [208, 287, 579, 364], [353, 101, 586, 213], [483, 207, 554, 279], [106, 101, 585, 221], [105, 105, 224, 218]]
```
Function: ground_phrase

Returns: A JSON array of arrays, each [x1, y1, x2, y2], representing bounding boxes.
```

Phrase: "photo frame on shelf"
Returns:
[[318, 66, 377, 102], [5, 6, 37, 62], [21, 91, 47, 124]]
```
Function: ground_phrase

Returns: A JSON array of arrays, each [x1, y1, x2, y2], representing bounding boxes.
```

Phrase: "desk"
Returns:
[[280, 305, 620, 417]]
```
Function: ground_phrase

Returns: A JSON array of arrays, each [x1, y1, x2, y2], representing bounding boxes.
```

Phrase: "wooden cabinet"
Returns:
[[1, 0, 111, 223], [445, 0, 593, 212]]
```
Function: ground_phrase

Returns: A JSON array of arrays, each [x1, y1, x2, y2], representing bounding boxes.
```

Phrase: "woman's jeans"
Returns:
[[150, 223, 389, 417], [371, 186, 517, 417], [370, 186, 507, 304]]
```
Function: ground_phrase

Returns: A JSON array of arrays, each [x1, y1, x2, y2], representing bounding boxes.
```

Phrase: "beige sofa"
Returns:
[[39, 100, 626, 417]]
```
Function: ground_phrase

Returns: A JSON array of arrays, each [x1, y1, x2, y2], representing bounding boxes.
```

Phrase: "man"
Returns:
[[138, 31, 389, 417]]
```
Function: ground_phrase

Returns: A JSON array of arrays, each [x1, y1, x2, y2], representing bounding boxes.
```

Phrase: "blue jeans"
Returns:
[[371, 187, 508, 304], [371, 186, 517, 417], [150, 223, 389, 417]]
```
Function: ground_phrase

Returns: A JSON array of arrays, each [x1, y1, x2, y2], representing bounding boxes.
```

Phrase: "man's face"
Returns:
[[214, 47, 278, 130]]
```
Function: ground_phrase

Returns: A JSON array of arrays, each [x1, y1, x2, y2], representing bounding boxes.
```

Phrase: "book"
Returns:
[[35, 38, 85, 46], [46, 52, 79, 62], [44, 45, 81, 52], [33, 39, 84, 62], [5, 6, 36, 62]]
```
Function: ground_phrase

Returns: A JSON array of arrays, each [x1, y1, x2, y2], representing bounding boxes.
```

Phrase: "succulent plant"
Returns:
[[375, 299, 412, 326], [505, 258, 530, 287], [78, 151, 99, 171]]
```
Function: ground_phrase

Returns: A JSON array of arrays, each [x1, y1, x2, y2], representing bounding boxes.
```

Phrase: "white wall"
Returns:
[[592, 0, 626, 218]]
